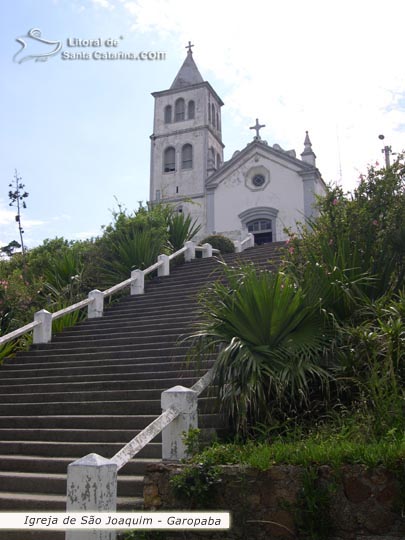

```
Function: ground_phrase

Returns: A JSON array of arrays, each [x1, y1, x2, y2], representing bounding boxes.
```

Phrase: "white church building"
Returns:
[[149, 45, 326, 244]]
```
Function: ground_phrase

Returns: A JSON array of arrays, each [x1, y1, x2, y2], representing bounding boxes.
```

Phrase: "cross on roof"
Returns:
[[250, 118, 266, 140], [186, 41, 194, 53]]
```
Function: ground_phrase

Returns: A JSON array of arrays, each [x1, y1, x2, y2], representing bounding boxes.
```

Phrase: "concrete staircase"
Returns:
[[0, 242, 284, 537]]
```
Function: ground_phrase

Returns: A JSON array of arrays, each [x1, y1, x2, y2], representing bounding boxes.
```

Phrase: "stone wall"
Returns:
[[143, 462, 405, 540]]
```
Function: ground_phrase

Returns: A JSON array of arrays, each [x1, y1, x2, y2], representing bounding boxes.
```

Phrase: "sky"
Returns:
[[1, 0, 405, 250]]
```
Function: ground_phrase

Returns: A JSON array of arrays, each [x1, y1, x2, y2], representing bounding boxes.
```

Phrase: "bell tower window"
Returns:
[[164, 146, 176, 172], [188, 100, 195, 119], [181, 144, 193, 169], [164, 105, 172, 123], [175, 98, 185, 121]]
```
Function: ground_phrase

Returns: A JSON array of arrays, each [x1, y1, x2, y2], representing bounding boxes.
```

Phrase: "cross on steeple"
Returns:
[[186, 41, 194, 53], [250, 118, 266, 140]]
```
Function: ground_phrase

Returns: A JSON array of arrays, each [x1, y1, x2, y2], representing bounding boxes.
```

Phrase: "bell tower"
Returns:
[[149, 43, 224, 236]]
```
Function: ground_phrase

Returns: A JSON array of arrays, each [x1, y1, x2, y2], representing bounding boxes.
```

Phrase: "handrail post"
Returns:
[[131, 269, 144, 295], [158, 254, 170, 277], [161, 385, 198, 460], [88, 290, 104, 319], [234, 240, 242, 253], [201, 243, 213, 258], [184, 241, 196, 262], [66, 453, 117, 540], [33, 310, 52, 344], [248, 232, 255, 248]]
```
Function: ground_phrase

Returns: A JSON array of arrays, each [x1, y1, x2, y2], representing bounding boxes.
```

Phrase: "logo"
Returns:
[[13, 28, 62, 64]]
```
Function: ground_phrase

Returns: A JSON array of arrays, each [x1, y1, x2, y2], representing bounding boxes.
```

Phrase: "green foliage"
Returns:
[[190, 265, 331, 433], [167, 211, 201, 251], [201, 234, 235, 254], [170, 461, 222, 508], [182, 427, 202, 457], [295, 467, 334, 540]]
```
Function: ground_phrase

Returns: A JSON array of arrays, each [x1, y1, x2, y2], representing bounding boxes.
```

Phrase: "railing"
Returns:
[[0, 240, 217, 348], [0, 233, 253, 540], [64, 236, 255, 540], [66, 369, 214, 540]]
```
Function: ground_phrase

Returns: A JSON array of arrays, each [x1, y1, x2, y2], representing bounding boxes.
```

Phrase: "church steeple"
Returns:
[[170, 43, 204, 90], [149, 43, 224, 240], [301, 131, 316, 167]]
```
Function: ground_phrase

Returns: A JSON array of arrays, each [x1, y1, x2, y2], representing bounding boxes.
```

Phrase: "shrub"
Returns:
[[201, 234, 235, 254]]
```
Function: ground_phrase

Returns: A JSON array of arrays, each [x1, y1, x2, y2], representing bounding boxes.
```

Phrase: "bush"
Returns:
[[201, 234, 235, 254]]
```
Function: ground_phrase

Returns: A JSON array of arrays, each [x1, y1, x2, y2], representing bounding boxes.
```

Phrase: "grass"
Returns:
[[191, 435, 405, 471]]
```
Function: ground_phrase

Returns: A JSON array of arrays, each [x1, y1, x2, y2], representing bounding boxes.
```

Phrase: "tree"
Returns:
[[8, 170, 29, 266]]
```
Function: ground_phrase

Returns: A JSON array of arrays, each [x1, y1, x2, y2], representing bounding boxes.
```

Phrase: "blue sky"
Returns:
[[1, 0, 405, 250]]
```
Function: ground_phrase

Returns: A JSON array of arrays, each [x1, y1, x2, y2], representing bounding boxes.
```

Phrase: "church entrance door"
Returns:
[[247, 219, 273, 245]]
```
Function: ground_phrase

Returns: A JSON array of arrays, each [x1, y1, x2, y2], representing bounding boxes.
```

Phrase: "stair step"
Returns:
[[0, 413, 223, 430], [0, 454, 159, 474], [0, 376, 200, 394], [0, 396, 216, 416], [0, 440, 162, 459]]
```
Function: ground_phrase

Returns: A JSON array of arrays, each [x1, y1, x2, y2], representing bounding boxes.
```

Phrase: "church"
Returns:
[[149, 44, 326, 244]]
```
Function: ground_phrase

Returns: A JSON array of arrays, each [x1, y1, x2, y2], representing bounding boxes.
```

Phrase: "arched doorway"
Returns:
[[247, 219, 273, 245], [238, 207, 279, 245]]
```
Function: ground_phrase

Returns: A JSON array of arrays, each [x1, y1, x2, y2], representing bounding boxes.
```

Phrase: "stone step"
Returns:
[[0, 367, 210, 387], [0, 491, 140, 511], [46, 333, 181, 348], [0, 363, 207, 383], [0, 440, 162, 459], [30, 340, 187, 354], [0, 471, 144, 497], [0, 396, 215, 416], [0, 386, 201, 404], [0, 428, 163, 443], [51, 325, 189, 342], [0, 376, 200, 394], [0, 413, 223, 430], [65, 315, 195, 333], [0, 454, 160, 475], [4, 349, 192, 366]]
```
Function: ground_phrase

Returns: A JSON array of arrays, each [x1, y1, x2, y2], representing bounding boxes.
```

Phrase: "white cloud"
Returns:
[[115, 0, 405, 188], [91, 0, 115, 10], [90, 0, 405, 190]]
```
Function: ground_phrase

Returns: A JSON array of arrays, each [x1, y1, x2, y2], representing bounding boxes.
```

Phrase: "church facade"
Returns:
[[149, 46, 326, 244]]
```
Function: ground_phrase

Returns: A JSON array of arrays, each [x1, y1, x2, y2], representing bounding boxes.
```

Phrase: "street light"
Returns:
[[378, 134, 392, 168]]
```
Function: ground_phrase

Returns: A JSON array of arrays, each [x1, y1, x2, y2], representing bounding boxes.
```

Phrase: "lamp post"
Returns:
[[378, 134, 392, 168]]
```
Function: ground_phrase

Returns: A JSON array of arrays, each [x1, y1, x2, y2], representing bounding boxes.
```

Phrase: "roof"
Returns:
[[170, 51, 204, 90], [206, 139, 324, 189]]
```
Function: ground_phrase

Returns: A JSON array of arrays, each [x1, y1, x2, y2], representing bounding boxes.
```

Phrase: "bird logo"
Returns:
[[13, 28, 62, 64]]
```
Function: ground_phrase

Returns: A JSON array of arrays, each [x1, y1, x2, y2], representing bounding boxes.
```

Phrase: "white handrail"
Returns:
[[51, 298, 93, 321], [0, 320, 40, 347], [110, 368, 214, 471], [0, 240, 216, 348], [168, 246, 187, 261], [102, 277, 133, 297], [143, 259, 164, 275]]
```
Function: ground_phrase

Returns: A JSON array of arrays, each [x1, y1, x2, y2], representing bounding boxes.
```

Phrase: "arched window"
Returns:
[[188, 100, 195, 119], [164, 147, 176, 172], [181, 144, 193, 169], [211, 104, 216, 127], [208, 104, 211, 123], [216, 153, 221, 169], [175, 98, 185, 121], [216, 112, 219, 130], [164, 105, 172, 123]]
